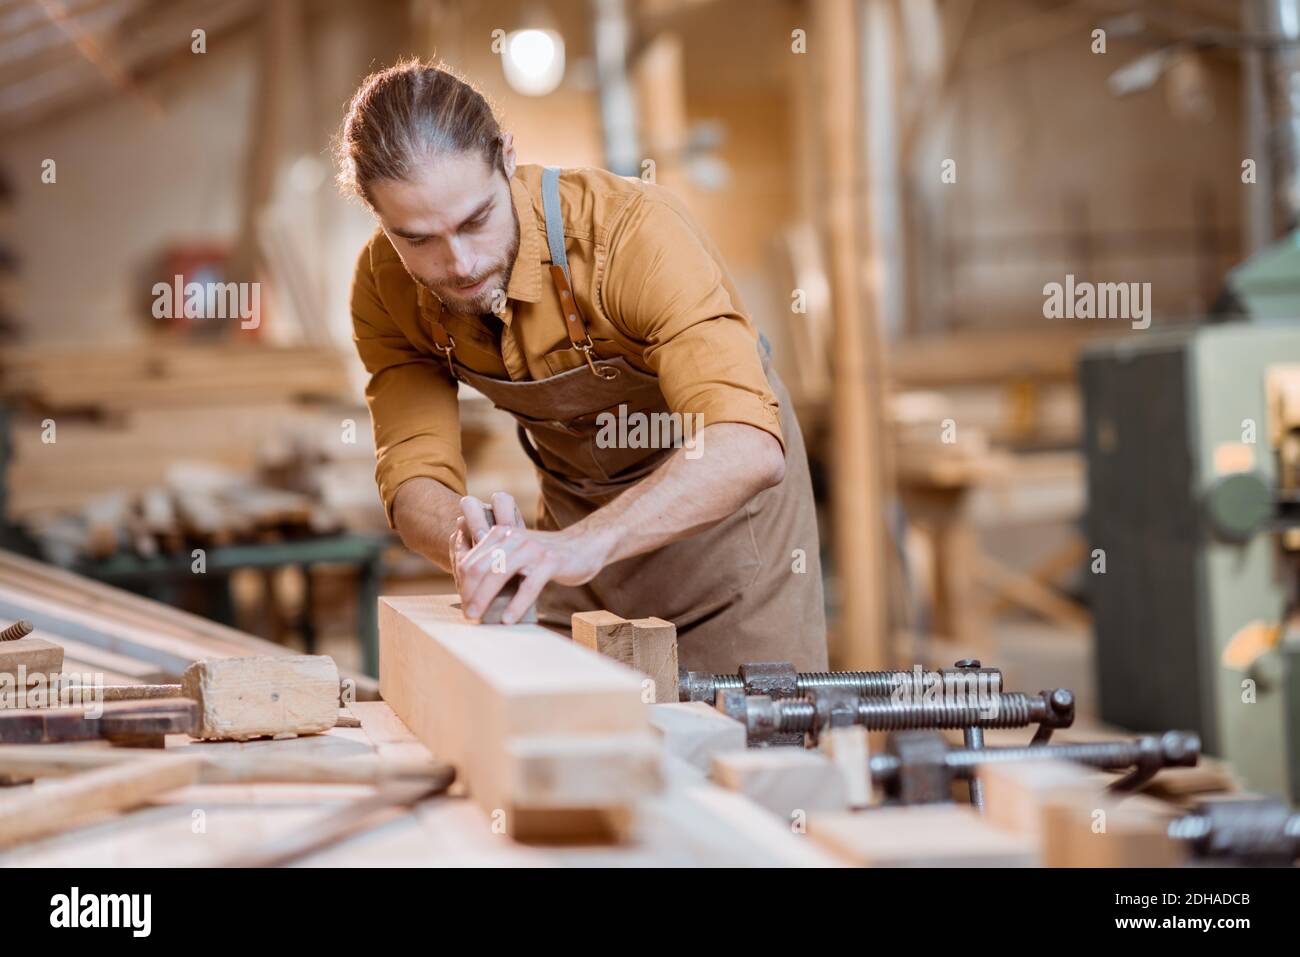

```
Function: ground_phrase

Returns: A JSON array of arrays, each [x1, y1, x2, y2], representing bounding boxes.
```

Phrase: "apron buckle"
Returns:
[[576, 337, 618, 380], [433, 335, 457, 375]]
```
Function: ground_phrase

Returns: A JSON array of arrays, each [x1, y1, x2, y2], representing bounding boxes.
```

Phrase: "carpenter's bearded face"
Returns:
[[370, 139, 520, 317]]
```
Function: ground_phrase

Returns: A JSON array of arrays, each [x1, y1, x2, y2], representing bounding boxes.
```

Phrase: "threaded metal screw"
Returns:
[[0, 619, 33, 642], [682, 664, 1005, 703], [868, 731, 1201, 785]]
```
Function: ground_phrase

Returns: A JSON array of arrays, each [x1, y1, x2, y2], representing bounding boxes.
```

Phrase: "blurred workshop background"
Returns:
[[1, 0, 1299, 794]]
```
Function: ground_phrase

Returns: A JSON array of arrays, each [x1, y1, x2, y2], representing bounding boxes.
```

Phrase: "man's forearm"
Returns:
[[391, 477, 465, 572], [571, 422, 785, 566]]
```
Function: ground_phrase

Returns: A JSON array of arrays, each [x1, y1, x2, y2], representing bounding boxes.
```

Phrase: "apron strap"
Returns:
[[426, 310, 457, 376], [542, 166, 616, 379], [541, 166, 571, 283]]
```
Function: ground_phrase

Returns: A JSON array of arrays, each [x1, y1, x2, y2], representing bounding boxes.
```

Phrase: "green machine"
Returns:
[[1081, 321, 1300, 800]]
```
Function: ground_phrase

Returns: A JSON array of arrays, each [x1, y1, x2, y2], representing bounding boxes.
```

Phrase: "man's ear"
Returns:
[[500, 131, 517, 178]]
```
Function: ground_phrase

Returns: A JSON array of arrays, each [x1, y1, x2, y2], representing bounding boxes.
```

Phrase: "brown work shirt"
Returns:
[[350, 163, 783, 527]]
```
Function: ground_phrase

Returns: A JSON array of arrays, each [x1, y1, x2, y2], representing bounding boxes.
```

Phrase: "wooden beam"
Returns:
[[379, 595, 661, 840], [809, 804, 1037, 866], [817, 0, 890, 669]]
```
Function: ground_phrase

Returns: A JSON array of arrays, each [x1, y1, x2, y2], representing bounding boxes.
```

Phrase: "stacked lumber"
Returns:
[[0, 548, 378, 695], [1, 340, 391, 551], [889, 328, 1095, 449], [379, 594, 662, 841], [0, 343, 351, 414], [21, 466, 344, 565], [5, 402, 359, 516], [890, 390, 1010, 487]]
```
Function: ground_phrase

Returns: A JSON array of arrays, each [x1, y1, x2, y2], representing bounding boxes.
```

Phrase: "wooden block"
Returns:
[[1045, 792, 1185, 867], [629, 618, 678, 703], [649, 701, 746, 771], [0, 637, 64, 680], [571, 610, 678, 703], [642, 784, 844, 867], [182, 655, 339, 741], [506, 733, 662, 808], [710, 748, 847, 821], [381, 595, 657, 841], [571, 610, 635, 656], [819, 726, 874, 808], [809, 805, 1038, 867], [979, 759, 1104, 840]]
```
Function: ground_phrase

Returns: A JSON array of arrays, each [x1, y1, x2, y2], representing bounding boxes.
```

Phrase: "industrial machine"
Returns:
[[1081, 321, 1300, 799]]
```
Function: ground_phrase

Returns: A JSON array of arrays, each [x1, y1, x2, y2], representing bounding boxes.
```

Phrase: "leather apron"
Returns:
[[422, 167, 827, 672]]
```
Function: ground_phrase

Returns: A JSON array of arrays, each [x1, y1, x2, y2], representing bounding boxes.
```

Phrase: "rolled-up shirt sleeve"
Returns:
[[351, 245, 466, 528], [600, 195, 784, 452]]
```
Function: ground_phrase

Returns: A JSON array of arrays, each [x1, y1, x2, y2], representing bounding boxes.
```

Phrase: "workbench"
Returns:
[[0, 701, 834, 867]]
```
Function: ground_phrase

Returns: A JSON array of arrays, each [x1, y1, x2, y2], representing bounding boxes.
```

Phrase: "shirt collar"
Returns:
[[504, 171, 544, 311]]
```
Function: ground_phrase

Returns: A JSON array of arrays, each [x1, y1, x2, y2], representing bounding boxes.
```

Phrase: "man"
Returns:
[[339, 59, 826, 672]]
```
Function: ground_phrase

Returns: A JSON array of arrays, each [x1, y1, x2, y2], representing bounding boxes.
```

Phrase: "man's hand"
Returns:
[[451, 492, 615, 625], [440, 423, 782, 625]]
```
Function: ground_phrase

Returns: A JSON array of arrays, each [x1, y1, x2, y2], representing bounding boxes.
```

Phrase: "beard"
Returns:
[[417, 205, 521, 318]]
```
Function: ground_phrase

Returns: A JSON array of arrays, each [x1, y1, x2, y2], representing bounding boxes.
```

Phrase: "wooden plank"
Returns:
[[819, 726, 874, 808], [978, 758, 1103, 841], [710, 748, 848, 821], [810, 805, 1037, 867], [0, 736, 441, 785], [1044, 792, 1185, 867], [0, 550, 377, 696], [380, 595, 659, 840], [642, 784, 844, 867], [0, 754, 207, 850], [648, 701, 746, 772]]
